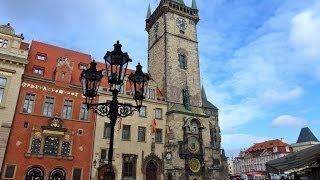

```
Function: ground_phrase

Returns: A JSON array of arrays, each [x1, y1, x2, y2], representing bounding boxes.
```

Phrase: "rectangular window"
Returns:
[[155, 129, 163, 143], [122, 125, 131, 141], [0, 77, 7, 104], [36, 53, 47, 61], [23, 93, 35, 113], [139, 106, 146, 117], [122, 155, 137, 179], [80, 104, 89, 121], [4, 164, 16, 179], [148, 88, 156, 99], [43, 96, 54, 116], [33, 67, 44, 76], [155, 108, 162, 119], [62, 100, 73, 119], [100, 149, 108, 162], [72, 168, 82, 180], [138, 127, 146, 142], [103, 123, 111, 139]]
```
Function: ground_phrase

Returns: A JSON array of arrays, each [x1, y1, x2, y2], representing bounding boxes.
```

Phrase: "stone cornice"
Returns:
[[0, 53, 28, 65], [146, 1, 199, 32]]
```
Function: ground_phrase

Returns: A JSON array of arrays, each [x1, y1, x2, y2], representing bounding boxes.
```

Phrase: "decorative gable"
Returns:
[[55, 57, 74, 84]]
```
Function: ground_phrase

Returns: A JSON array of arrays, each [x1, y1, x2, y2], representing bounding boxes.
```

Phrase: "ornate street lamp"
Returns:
[[80, 41, 149, 179]]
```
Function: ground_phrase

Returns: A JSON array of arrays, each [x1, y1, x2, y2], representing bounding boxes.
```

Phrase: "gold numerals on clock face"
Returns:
[[188, 136, 200, 154], [189, 158, 201, 173]]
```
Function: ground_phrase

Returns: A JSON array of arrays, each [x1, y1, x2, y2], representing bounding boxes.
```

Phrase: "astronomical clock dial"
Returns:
[[189, 121, 199, 134], [189, 158, 201, 173], [188, 137, 200, 154], [176, 17, 187, 31]]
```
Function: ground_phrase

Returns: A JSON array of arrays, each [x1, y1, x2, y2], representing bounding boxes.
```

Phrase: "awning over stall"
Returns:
[[266, 144, 320, 174]]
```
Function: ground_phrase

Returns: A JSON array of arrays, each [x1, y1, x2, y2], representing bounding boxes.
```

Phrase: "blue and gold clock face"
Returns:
[[176, 17, 187, 31], [188, 136, 200, 154]]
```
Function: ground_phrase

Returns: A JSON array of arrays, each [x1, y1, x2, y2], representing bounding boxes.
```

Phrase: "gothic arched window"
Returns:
[[179, 54, 187, 69]]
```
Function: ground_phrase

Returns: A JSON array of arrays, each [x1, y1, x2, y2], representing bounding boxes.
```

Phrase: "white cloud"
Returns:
[[290, 7, 320, 59], [271, 115, 306, 128]]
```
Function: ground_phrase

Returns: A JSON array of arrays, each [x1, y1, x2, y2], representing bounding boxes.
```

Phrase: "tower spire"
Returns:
[[192, 0, 197, 9], [146, 3, 152, 19]]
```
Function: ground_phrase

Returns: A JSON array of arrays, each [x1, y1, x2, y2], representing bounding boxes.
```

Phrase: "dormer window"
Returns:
[[33, 67, 44, 76], [273, 146, 278, 153], [36, 53, 47, 61]]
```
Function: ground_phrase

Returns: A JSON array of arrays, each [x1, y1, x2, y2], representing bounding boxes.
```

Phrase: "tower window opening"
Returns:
[[179, 54, 187, 69]]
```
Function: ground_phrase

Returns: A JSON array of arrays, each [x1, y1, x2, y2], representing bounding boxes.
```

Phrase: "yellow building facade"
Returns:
[[0, 23, 28, 171]]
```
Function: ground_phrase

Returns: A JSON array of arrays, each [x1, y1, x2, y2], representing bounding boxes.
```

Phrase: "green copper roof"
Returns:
[[192, 0, 197, 9], [173, 0, 185, 5], [146, 3, 151, 19]]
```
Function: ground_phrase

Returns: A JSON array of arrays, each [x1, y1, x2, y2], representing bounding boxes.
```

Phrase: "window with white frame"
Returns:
[[155, 108, 162, 119], [122, 125, 131, 140], [147, 88, 156, 99], [139, 106, 146, 117], [23, 93, 35, 113], [0, 77, 6, 104], [43, 97, 54, 116], [138, 126, 146, 142], [155, 129, 163, 143], [36, 53, 47, 61], [33, 67, 44, 76], [62, 100, 73, 119], [80, 103, 89, 121]]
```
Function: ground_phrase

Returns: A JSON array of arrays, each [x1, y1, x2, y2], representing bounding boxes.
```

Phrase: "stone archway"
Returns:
[[142, 154, 163, 180]]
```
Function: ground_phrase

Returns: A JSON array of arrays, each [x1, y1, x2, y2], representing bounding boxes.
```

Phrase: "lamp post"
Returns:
[[81, 41, 149, 179]]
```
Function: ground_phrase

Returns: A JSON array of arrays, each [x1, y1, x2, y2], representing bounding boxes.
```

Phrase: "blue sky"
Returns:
[[1, 0, 319, 156]]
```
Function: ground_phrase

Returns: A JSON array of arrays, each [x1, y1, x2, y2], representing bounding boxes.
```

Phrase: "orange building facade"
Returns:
[[1, 41, 96, 180]]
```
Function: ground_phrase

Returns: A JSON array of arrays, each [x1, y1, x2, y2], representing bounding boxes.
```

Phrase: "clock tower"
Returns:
[[146, 0, 228, 180]]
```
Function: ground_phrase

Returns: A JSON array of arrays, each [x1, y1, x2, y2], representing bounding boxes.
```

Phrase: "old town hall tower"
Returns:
[[146, 0, 228, 179]]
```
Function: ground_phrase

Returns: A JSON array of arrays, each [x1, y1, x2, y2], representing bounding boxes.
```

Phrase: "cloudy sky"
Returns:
[[1, 0, 319, 156]]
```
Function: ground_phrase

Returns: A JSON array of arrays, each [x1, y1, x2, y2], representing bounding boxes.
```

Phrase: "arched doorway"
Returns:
[[98, 164, 115, 180], [49, 168, 66, 180], [25, 166, 44, 180], [142, 154, 162, 180], [146, 161, 158, 180]]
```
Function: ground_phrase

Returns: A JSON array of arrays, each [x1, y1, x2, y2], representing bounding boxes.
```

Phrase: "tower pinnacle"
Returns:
[[146, 3, 151, 19], [192, 0, 197, 9]]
